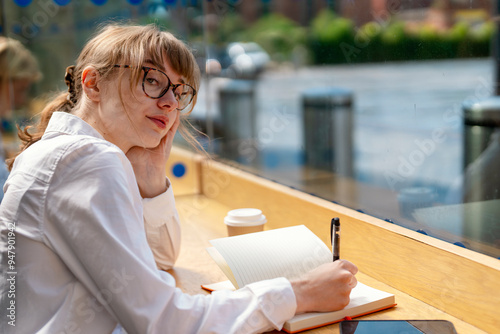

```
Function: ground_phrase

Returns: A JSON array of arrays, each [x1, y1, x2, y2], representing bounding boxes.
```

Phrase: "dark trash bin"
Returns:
[[463, 97, 500, 168], [462, 97, 500, 202], [302, 87, 354, 177], [219, 79, 256, 162], [461, 97, 500, 246]]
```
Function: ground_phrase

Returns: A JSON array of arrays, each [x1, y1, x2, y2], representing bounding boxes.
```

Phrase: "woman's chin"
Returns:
[[144, 136, 162, 149], [133, 131, 164, 149]]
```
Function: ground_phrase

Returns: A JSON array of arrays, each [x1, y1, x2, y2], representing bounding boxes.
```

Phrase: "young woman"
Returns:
[[0, 24, 357, 333]]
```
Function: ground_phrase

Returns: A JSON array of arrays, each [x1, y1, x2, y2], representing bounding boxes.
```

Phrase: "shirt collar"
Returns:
[[42, 112, 105, 141]]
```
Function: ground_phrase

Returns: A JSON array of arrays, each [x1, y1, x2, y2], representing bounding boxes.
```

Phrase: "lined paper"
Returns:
[[209, 225, 331, 288]]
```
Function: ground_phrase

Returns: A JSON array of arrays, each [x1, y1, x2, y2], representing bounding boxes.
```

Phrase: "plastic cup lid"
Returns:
[[224, 208, 267, 226]]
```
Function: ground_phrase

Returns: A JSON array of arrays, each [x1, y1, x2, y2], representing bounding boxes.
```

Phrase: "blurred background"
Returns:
[[1, 0, 499, 259]]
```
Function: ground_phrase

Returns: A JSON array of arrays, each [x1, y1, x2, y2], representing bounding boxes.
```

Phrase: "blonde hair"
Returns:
[[9, 23, 204, 169], [0, 37, 42, 84]]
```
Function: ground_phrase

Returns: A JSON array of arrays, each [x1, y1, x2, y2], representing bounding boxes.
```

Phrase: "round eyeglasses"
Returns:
[[114, 65, 196, 111]]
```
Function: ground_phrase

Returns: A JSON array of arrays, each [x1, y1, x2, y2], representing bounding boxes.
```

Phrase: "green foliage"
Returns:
[[382, 21, 406, 45], [242, 13, 307, 62], [380, 21, 410, 61], [307, 10, 492, 65], [466, 21, 494, 58], [447, 21, 469, 42], [355, 21, 385, 62], [215, 13, 247, 46], [206, 8, 493, 65], [309, 10, 356, 64], [471, 21, 495, 43], [311, 10, 354, 43], [310, 9, 338, 40]]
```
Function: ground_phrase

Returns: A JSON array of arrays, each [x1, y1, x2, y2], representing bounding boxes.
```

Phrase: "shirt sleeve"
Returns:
[[44, 143, 297, 334], [142, 177, 181, 270]]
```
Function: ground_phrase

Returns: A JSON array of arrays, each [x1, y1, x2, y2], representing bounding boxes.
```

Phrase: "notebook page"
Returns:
[[206, 247, 238, 288], [343, 282, 395, 308], [210, 225, 331, 288]]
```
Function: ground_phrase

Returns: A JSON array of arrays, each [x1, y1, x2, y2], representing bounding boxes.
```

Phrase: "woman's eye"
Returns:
[[146, 78, 159, 86]]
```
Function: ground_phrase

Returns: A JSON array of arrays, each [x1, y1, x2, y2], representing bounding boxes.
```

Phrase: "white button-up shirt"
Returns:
[[0, 112, 296, 333]]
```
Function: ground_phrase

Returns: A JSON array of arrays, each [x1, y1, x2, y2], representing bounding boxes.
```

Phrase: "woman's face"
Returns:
[[96, 56, 182, 152]]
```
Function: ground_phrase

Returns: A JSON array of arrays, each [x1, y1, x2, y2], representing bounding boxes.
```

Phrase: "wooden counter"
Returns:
[[166, 146, 499, 334]]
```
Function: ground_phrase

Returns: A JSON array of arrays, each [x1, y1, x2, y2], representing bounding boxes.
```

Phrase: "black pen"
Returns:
[[331, 218, 340, 261]]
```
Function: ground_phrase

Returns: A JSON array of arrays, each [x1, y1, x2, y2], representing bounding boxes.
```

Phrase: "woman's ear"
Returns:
[[81, 66, 101, 102]]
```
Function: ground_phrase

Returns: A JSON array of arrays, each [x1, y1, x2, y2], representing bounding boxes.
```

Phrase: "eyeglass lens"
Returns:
[[143, 68, 194, 110]]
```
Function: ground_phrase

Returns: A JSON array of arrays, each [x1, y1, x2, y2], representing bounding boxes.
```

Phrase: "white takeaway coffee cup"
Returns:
[[224, 208, 267, 237]]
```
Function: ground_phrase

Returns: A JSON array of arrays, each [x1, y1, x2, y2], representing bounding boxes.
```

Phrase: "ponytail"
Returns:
[[6, 65, 77, 170]]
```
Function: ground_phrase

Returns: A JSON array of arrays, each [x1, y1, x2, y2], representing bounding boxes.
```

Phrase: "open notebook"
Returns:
[[202, 225, 396, 333]]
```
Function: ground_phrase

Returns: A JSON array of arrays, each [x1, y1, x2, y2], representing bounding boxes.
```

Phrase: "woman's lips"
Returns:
[[147, 115, 168, 129]]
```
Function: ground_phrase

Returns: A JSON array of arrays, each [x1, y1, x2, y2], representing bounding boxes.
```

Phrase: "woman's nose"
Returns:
[[158, 87, 179, 111]]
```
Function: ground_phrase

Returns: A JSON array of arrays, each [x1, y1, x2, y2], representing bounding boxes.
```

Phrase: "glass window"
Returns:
[[1, 0, 498, 259]]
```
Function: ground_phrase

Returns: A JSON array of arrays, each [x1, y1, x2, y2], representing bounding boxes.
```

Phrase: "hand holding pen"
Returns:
[[292, 217, 357, 313]]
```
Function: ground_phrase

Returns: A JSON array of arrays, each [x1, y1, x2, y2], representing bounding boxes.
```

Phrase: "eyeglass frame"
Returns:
[[113, 64, 196, 111]]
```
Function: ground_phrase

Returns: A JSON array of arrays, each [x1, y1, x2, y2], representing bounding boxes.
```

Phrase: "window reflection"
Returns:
[[197, 0, 500, 259], [0, 35, 41, 203], [1, 0, 498, 258]]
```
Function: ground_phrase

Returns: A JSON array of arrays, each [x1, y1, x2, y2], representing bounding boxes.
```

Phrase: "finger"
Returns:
[[165, 113, 180, 145], [338, 260, 358, 275], [349, 275, 358, 289], [169, 112, 181, 134], [157, 133, 169, 152], [158, 113, 179, 142]]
